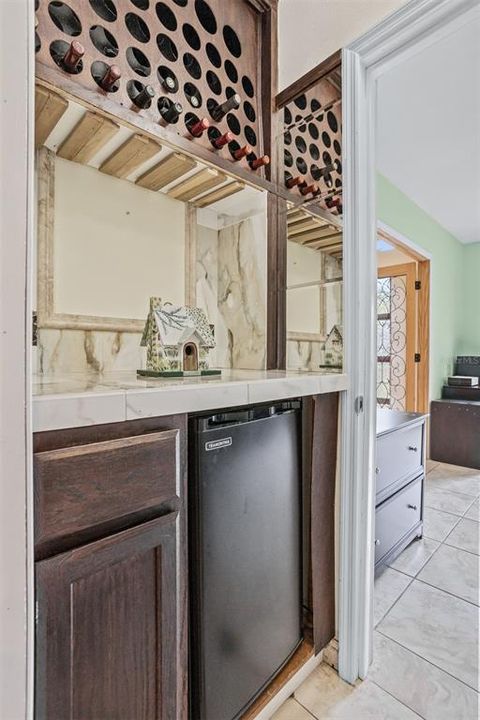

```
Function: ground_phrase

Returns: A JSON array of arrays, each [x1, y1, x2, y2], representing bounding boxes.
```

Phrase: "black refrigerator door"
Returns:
[[190, 406, 302, 720]]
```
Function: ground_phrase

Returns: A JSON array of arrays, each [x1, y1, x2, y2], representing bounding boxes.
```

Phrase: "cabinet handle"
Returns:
[[408, 445, 418, 452], [374, 539, 381, 546], [407, 503, 417, 510]]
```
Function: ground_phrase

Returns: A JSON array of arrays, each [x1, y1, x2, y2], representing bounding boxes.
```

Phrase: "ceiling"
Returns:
[[377, 13, 480, 244]]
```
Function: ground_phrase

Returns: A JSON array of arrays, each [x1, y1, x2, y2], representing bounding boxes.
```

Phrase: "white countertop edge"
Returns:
[[32, 373, 349, 432]]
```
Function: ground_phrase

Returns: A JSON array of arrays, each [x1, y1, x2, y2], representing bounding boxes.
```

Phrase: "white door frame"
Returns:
[[0, 1, 35, 718], [338, 0, 480, 684]]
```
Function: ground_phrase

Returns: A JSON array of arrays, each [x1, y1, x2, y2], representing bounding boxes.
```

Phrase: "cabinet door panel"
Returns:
[[36, 513, 178, 720]]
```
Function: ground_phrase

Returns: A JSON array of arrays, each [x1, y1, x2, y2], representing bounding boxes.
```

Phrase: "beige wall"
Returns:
[[287, 241, 322, 334], [278, 0, 409, 90], [53, 157, 186, 319]]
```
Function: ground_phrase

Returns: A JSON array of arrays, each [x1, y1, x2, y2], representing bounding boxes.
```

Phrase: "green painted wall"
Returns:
[[459, 243, 480, 356], [377, 174, 465, 400]]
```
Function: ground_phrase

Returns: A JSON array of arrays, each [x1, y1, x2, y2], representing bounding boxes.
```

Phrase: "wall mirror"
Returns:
[[286, 206, 343, 371], [35, 128, 267, 350], [194, 187, 267, 370]]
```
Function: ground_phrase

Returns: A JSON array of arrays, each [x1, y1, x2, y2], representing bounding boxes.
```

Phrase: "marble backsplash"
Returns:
[[36, 328, 145, 376], [196, 214, 266, 370], [287, 339, 324, 371]]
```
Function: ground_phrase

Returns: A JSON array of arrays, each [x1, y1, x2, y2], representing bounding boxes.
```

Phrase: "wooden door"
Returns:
[[35, 513, 178, 720], [377, 263, 417, 412]]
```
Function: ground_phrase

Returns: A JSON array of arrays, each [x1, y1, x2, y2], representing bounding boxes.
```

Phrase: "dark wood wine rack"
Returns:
[[35, 0, 276, 175], [278, 57, 342, 216]]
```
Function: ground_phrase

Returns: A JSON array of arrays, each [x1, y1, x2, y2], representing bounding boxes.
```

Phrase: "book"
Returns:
[[447, 375, 479, 387]]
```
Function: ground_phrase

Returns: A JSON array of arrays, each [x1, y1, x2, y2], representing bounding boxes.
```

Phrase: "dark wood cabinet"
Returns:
[[34, 415, 188, 720], [36, 513, 178, 720], [34, 429, 180, 557]]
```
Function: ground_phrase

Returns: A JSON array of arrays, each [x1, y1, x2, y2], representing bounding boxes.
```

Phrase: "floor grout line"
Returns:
[[424, 504, 473, 521], [374, 628, 480, 693], [413, 575, 480, 608], [461, 496, 479, 518], [425, 484, 480, 501], [374, 572, 414, 629], [387, 535, 443, 581], [442, 538, 480, 558], [294, 697, 321, 720], [368, 679, 427, 720]]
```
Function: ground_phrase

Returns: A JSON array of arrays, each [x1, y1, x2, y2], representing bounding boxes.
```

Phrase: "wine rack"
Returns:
[[281, 65, 342, 216], [35, 84, 249, 208], [35, 0, 274, 173], [287, 206, 342, 256]]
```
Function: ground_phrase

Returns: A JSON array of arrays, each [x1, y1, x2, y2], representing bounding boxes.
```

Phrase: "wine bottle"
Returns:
[[285, 174, 304, 189], [186, 115, 210, 138], [210, 94, 241, 121], [299, 183, 318, 196], [131, 84, 155, 109], [158, 72, 177, 93], [316, 162, 340, 179], [249, 155, 270, 171], [229, 143, 253, 161], [159, 99, 183, 124], [325, 196, 342, 209], [100, 64, 121, 92], [209, 130, 234, 149], [62, 40, 84, 72]]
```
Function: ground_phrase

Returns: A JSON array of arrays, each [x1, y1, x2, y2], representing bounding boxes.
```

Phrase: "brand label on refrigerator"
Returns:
[[205, 437, 232, 451]]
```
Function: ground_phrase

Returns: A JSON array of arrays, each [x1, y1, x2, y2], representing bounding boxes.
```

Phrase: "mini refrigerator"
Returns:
[[189, 401, 302, 720]]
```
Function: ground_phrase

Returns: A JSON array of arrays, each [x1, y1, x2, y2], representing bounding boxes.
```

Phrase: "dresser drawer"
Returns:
[[376, 423, 423, 501], [375, 476, 422, 565], [34, 429, 179, 552]]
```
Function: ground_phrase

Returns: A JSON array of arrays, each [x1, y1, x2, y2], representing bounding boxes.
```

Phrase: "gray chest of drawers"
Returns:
[[375, 409, 428, 574]]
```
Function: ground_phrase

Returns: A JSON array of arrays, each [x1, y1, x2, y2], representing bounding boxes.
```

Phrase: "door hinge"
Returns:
[[415, 280, 421, 290], [414, 353, 421, 363]]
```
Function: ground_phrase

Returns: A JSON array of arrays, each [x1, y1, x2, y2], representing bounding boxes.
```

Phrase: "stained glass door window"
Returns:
[[377, 274, 408, 410]]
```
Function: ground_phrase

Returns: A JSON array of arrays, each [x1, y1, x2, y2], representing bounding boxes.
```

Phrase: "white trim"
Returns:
[[338, 43, 378, 684], [339, 0, 479, 685], [377, 221, 433, 261], [0, 1, 35, 718]]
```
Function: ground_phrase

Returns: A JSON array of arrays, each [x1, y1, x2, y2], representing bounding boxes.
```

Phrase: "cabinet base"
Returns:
[[137, 369, 222, 378]]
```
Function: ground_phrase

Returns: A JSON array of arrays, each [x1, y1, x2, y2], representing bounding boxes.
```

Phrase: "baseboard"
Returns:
[[252, 650, 324, 720]]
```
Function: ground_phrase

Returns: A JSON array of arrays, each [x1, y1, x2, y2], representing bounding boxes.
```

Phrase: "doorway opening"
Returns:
[[376, 230, 430, 413]]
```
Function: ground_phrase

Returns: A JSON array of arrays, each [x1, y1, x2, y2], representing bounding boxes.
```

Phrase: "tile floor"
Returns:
[[272, 461, 480, 720]]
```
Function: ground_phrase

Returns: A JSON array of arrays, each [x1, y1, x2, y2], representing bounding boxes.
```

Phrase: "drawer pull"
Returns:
[[374, 539, 381, 546], [407, 503, 418, 510], [408, 445, 418, 452]]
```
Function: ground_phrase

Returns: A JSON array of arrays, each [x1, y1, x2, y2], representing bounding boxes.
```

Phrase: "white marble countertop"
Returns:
[[32, 369, 349, 433]]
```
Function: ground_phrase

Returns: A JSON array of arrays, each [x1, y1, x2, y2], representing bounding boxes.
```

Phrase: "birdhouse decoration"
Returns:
[[321, 324, 343, 370], [138, 298, 220, 378]]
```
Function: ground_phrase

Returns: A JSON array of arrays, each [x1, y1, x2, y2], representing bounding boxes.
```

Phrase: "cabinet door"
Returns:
[[36, 513, 178, 720]]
